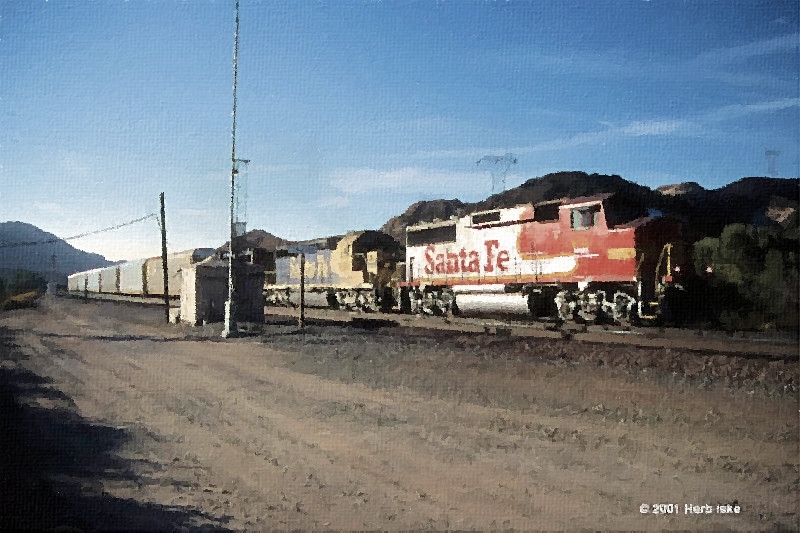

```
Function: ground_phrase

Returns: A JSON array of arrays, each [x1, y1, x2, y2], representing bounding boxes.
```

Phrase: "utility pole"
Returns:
[[160, 192, 169, 323], [47, 252, 57, 295], [299, 252, 305, 330]]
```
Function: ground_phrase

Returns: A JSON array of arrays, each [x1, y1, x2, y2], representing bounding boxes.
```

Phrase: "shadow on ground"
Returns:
[[0, 326, 232, 531]]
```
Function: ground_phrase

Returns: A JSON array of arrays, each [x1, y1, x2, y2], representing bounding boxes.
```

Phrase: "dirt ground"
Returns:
[[0, 296, 797, 530]]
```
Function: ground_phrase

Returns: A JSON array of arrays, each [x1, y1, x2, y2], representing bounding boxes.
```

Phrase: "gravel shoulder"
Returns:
[[0, 296, 797, 530]]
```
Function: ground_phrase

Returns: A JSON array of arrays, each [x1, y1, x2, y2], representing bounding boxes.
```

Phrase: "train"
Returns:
[[400, 193, 687, 325], [67, 248, 216, 298], [264, 230, 401, 313], [261, 193, 688, 325], [67, 193, 688, 326]]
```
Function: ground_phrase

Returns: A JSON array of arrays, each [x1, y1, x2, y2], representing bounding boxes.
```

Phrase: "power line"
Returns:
[[0, 213, 158, 249]]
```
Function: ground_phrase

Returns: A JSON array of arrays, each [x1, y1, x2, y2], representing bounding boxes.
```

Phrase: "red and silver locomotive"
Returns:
[[401, 193, 685, 324]]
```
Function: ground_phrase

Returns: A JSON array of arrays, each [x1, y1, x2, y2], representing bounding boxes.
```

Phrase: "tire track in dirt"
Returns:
[[3, 299, 797, 530], [166, 342, 795, 530], [93, 340, 564, 529]]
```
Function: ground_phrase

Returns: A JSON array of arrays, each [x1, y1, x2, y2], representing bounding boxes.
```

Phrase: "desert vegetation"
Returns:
[[0, 269, 47, 310], [693, 223, 799, 331]]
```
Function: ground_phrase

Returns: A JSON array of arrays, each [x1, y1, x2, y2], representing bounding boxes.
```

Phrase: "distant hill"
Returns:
[[380, 199, 469, 243], [0, 222, 113, 284], [655, 181, 710, 206], [217, 229, 289, 254], [658, 176, 799, 234], [380, 172, 799, 243]]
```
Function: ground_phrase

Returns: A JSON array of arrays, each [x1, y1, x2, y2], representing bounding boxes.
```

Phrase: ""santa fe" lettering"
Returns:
[[424, 240, 510, 275]]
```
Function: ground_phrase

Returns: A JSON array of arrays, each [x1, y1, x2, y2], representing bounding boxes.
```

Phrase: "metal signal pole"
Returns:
[[160, 192, 169, 323], [222, 0, 241, 338]]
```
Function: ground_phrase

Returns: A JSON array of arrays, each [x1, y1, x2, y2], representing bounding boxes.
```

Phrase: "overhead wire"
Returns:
[[0, 213, 158, 249]]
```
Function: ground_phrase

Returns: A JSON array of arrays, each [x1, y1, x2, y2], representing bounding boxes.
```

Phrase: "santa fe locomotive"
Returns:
[[399, 193, 687, 325]]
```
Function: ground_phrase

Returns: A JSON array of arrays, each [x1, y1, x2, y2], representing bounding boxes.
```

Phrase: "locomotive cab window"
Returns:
[[533, 203, 559, 222], [471, 211, 501, 225], [570, 205, 601, 230], [406, 224, 457, 246]]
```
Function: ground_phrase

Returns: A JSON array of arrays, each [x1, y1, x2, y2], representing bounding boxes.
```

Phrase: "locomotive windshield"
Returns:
[[570, 205, 601, 230]]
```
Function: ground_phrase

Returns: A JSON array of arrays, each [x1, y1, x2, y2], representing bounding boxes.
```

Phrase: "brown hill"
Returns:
[[218, 229, 289, 254], [475, 171, 659, 211], [658, 176, 799, 234], [236, 173, 798, 249], [656, 181, 710, 206], [380, 199, 468, 243], [380, 171, 665, 243]]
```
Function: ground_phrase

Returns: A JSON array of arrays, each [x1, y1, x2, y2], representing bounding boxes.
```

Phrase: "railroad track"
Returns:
[[61, 292, 796, 359], [264, 306, 797, 360]]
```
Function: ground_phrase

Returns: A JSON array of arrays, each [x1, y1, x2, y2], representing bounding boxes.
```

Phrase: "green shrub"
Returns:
[[693, 223, 799, 331], [2, 291, 40, 311]]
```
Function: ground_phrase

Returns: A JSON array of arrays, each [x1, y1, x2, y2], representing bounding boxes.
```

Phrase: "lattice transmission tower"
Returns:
[[765, 149, 780, 177], [477, 153, 517, 194]]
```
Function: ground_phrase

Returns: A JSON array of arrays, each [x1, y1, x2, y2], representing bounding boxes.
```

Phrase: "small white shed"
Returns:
[[180, 256, 265, 326]]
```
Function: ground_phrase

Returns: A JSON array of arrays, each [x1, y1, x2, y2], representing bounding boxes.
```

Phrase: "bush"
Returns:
[[693, 223, 799, 331], [2, 291, 40, 311]]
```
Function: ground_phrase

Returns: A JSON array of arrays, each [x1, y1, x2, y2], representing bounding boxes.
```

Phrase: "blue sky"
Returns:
[[1, 0, 798, 262]]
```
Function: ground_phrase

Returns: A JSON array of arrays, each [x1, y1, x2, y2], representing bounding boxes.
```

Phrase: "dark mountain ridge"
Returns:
[[0, 222, 113, 284]]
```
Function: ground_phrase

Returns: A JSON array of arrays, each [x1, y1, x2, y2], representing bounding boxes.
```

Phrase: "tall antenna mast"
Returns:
[[222, 0, 241, 338]]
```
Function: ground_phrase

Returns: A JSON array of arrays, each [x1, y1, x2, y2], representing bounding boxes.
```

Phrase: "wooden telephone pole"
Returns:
[[299, 253, 305, 330], [160, 192, 169, 323]]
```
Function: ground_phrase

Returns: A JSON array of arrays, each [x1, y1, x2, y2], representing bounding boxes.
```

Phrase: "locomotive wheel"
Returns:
[[418, 288, 453, 316], [326, 290, 339, 310], [554, 287, 637, 326]]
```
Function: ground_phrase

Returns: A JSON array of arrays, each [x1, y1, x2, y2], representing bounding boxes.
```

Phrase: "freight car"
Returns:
[[400, 194, 688, 325], [67, 248, 216, 298], [264, 230, 401, 312]]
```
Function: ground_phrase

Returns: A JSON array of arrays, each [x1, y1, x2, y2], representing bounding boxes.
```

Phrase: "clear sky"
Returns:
[[2, 0, 798, 262]]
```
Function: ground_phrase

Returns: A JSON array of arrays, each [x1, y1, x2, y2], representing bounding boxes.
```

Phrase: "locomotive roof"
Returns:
[[406, 217, 458, 231], [556, 192, 615, 207], [405, 192, 655, 231], [465, 194, 616, 217], [283, 230, 400, 254]]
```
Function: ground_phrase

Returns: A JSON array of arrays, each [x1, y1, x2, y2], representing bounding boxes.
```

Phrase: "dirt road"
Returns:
[[1, 296, 797, 530]]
